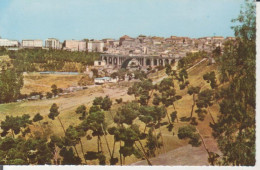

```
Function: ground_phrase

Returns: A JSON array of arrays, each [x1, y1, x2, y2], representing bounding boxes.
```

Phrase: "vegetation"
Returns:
[[0, 69, 23, 103], [0, 0, 255, 166], [209, 0, 256, 165], [7, 48, 99, 72]]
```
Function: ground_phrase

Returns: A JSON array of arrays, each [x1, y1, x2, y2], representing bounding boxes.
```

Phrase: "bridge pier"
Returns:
[[100, 54, 180, 69]]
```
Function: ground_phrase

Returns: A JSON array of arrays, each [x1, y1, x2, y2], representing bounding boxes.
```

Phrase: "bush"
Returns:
[[46, 92, 53, 99]]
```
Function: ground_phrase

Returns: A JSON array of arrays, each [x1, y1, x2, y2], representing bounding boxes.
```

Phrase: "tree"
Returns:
[[210, 0, 256, 165], [1, 114, 32, 138], [203, 71, 217, 89], [178, 68, 189, 90], [93, 97, 103, 106], [59, 147, 81, 165], [79, 109, 106, 164], [51, 84, 58, 96], [46, 92, 53, 99], [212, 46, 221, 57], [48, 103, 66, 135], [145, 128, 162, 157], [33, 113, 44, 134], [64, 125, 86, 164], [165, 64, 172, 76], [195, 89, 214, 122], [114, 102, 140, 125], [75, 105, 87, 120], [0, 69, 23, 103], [115, 98, 123, 104], [101, 96, 112, 111], [178, 125, 201, 147], [127, 79, 154, 105], [187, 86, 201, 119], [157, 78, 181, 123]]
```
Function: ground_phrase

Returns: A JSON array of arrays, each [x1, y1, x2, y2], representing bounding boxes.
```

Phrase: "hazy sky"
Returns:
[[0, 0, 244, 41]]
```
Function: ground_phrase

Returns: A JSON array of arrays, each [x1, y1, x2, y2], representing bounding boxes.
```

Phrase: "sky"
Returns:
[[0, 0, 244, 41]]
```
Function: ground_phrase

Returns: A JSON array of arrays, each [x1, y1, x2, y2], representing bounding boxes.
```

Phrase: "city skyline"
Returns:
[[0, 0, 244, 41]]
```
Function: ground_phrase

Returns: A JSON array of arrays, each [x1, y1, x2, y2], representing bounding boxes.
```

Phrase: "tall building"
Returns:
[[22, 40, 43, 48], [87, 40, 104, 52], [63, 40, 86, 51], [45, 38, 61, 49], [0, 39, 19, 47]]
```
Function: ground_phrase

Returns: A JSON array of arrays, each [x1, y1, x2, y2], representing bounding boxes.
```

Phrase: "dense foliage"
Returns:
[[8, 49, 99, 72], [210, 0, 256, 165], [0, 69, 23, 103]]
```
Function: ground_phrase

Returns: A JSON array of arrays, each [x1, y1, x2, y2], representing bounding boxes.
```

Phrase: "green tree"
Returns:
[[48, 103, 66, 135], [75, 105, 88, 120], [101, 96, 112, 111], [46, 92, 53, 99], [33, 113, 44, 134], [59, 147, 81, 165], [187, 86, 201, 119], [51, 84, 58, 96], [0, 69, 23, 103], [203, 71, 217, 89], [127, 79, 154, 105], [195, 89, 215, 122], [210, 0, 256, 165], [1, 114, 32, 138], [64, 125, 85, 164], [178, 125, 201, 147], [114, 102, 140, 125]]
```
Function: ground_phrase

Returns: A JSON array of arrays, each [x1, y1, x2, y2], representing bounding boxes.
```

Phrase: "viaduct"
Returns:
[[100, 54, 182, 68]]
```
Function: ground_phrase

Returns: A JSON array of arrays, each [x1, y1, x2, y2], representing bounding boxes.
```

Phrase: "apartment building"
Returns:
[[63, 40, 86, 51], [88, 40, 104, 52], [22, 40, 43, 48], [0, 39, 19, 47], [45, 38, 62, 49]]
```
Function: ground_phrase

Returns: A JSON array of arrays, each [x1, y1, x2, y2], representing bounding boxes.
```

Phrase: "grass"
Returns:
[[21, 72, 83, 94], [0, 59, 221, 165]]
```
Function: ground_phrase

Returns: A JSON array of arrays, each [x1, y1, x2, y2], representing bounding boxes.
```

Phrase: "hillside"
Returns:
[[0, 58, 221, 165]]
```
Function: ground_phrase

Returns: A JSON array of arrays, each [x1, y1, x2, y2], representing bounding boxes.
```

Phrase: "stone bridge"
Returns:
[[100, 54, 182, 68]]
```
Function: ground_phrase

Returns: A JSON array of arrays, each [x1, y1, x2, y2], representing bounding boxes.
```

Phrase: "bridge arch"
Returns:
[[153, 59, 158, 66], [146, 58, 151, 66], [113, 57, 118, 65], [121, 58, 141, 69], [159, 59, 163, 66], [103, 56, 107, 64], [108, 57, 113, 65]]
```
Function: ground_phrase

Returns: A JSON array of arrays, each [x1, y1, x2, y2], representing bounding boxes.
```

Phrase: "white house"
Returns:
[[94, 77, 118, 84]]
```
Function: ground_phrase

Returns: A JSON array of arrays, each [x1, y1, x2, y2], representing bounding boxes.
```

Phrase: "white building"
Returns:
[[0, 39, 19, 47], [45, 38, 61, 49], [94, 77, 118, 84], [22, 40, 43, 48], [63, 40, 86, 51], [88, 40, 104, 52]]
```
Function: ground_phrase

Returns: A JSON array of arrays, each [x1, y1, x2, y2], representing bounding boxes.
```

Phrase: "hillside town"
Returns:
[[0, 35, 234, 58]]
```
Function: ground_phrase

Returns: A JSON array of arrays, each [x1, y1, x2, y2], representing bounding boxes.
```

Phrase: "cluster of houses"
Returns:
[[0, 35, 234, 56]]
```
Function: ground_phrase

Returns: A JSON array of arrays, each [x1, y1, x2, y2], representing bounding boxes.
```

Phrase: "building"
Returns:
[[22, 40, 43, 48], [94, 77, 118, 84], [119, 35, 133, 46], [45, 38, 61, 49], [88, 40, 104, 52], [63, 40, 86, 51], [0, 39, 19, 47], [212, 36, 224, 41], [94, 60, 106, 67]]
